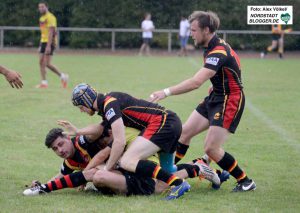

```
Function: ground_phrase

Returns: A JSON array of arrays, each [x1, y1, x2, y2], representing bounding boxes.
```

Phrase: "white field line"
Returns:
[[187, 57, 300, 152]]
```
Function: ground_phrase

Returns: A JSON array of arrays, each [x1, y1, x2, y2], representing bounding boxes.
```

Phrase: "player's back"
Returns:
[[98, 92, 168, 130]]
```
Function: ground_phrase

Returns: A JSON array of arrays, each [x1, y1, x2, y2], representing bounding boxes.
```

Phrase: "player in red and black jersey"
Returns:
[[150, 11, 256, 192], [69, 83, 219, 200]]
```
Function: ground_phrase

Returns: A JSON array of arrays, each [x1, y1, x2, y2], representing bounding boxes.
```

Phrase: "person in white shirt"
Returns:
[[139, 13, 155, 56], [179, 16, 190, 56]]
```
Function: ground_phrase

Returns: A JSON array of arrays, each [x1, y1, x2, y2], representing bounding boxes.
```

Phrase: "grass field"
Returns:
[[0, 52, 300, 213]]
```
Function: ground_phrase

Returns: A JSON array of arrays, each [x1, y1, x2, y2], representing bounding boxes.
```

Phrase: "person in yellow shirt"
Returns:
[[261, 24, 292, 59], [37, 2, 68, 89]]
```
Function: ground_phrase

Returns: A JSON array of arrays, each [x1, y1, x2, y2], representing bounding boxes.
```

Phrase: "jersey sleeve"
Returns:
[[60, 161, 74, 175], [103, 96, 122, 125], [204, 51, 227, 72], [47, 15, 57, 28]]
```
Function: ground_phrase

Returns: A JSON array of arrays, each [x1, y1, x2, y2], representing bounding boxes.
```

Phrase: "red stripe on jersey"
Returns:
[[211, 46, 226, 51], [55, 179, 63, 189], [123, 109, 162, 139], [223, 68, 242, 129], [230, 48, 241, 69], [64, 175, 73, 188], [66, 158, 88, 169]]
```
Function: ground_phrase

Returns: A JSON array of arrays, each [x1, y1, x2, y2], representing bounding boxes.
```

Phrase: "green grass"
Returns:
[[0, 53, 300, 213]]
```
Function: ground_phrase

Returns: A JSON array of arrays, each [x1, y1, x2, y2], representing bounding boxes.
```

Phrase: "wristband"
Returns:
[[163, 88, 172, 97]]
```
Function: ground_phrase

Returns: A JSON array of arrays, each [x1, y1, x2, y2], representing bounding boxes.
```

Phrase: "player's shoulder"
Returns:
[[47, 12, 56, 19]]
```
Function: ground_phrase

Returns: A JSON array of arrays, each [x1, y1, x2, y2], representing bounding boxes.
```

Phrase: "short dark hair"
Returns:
[[39, 1, 48, 7], [45, 128, 65, 148], [189, 11, 220, 33]]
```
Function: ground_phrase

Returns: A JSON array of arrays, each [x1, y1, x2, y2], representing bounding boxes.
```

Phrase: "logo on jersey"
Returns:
[[79, 135, 86, 145], [214, 112, 221, 120], [105, 108, 116, 121], [206, 57, 219, 66]]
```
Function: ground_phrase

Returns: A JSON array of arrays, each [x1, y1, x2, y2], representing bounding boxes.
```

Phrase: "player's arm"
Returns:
[[0, 65, 23, 89], [105, 118, 126, 171], [57, 120, 104, 138], [84, 146, 111, 171], [150, 67, 215, 102]]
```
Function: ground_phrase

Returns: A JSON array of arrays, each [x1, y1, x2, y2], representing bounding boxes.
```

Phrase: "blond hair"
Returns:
[[189, 11, 220, 33]]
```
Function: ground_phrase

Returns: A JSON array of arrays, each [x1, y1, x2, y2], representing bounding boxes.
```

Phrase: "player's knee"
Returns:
[[119, 157, 137, 172], [92, 170, 108, 186], [83, 168, 97, 181], [179, 126, 193, 144]]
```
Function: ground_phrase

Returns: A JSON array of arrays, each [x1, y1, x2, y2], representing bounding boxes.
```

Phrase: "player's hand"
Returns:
[[149, 90, 166, 103], [57, 120, 78, 136], [45, 45, 51, 55], [4, 70, 23, 89], [77, 184, 86, 191]]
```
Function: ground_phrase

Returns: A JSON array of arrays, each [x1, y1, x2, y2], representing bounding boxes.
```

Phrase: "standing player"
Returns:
[[260, 24, 292, 59], [70, 83, 220, 200], [150, 11, 256, 192], [36, 2, 68, 88], [178, 15, 190, 56], [0, 65, 23, 89], [139, 13, 155, 56]]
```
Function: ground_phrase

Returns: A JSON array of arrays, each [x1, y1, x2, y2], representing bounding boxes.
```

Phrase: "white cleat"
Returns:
[[23, 184, 48, 196], [194, 160, 220, 186]]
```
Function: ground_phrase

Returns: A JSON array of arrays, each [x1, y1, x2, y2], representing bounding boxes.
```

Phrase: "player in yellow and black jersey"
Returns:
[[261, 24, 292, 59], [37, 2, 68, 89]]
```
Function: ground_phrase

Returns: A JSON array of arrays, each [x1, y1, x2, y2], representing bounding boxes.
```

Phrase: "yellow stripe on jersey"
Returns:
[[64, 160, 81, 171], [39, 12, 57, 43], [104, 97, 117, 110], [208, 50, 227, 56]]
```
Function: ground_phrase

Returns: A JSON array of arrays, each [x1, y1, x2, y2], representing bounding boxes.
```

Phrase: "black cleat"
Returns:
[[232, 179, 256, 192]]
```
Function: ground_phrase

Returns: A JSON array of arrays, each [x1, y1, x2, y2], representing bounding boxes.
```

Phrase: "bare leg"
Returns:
[[45, 55, 61, 77], [93, 170, 127, 194], [39, 54, 47, 81]]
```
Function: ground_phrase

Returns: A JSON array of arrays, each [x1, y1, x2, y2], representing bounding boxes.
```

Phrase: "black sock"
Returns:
[[135, 160, 183, 186], [44, 171, 87, 192], [217, 152, 249, 183], [177, 164, 200, 178], [175, 142, 190, 164]]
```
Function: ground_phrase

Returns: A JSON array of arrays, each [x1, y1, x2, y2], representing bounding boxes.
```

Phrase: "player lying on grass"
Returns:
[[24, 126, 158, 196], [0, 65, 23, 89], [68, 83, 220, 200], [24, 123, 225, 196], [23, 121, 228, 195]]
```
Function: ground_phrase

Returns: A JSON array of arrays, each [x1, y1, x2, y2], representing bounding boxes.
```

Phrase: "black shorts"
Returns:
[[272, 34, 282, 41], [140, 111, 182, 153], [196, 92, 245, 133], [122, 169, 155, 196], [39, 42, 55, 55], [96, 169, 155, 196], [143, 38, 152, 44]]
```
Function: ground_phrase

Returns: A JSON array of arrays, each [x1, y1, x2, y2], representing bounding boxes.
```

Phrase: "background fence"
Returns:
[[1, 26, 300, 52]]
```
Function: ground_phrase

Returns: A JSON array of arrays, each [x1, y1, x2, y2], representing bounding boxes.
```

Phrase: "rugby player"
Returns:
[[261, 24, 292, 59], [36, 2, 68, 88], [69, 83, 221, 200], [23, 124, 220, 196], [0, 65, 23, 88], [150, 11, 256, 192], [23, 126, 157, 196]]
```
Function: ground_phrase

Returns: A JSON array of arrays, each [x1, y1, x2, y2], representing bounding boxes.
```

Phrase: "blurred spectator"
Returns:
[[178, 16, 190, 56], [139, 13, 155, 56]]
